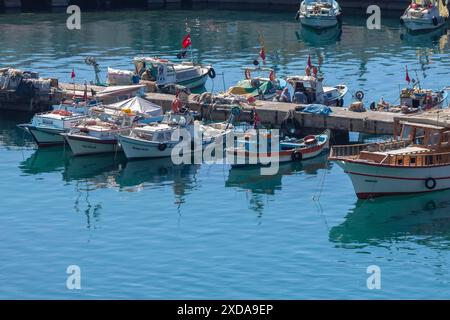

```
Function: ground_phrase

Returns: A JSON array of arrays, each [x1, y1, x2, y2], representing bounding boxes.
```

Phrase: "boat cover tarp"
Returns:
[[227, 80, 274, 97], [302, 104, 333, 115], [108, 96, 163, 117], [96, 84, 146, 98]]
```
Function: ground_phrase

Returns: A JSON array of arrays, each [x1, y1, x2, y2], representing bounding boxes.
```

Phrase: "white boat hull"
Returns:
[[64, 135, 121, 156], [402, 17, 446, 31], [336, 160, 450, 199], [300, 15, 339, 29], [26, 126, 66, 147], [119, 135, 178, 159]]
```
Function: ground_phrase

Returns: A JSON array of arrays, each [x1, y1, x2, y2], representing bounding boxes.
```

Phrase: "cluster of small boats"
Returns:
[[296, 0, 449, 32]]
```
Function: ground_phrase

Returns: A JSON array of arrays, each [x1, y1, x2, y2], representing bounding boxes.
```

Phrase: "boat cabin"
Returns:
[[287, 75, 326, 104]]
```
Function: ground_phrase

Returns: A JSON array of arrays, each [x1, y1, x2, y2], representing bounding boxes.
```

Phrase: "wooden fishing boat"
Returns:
[[62, 101, 163, 156], [330, 114, 450, 199], [373, 86, 448, 114], [119, 112, 231, 160], [400, 0, 449, 32], [287, 75, 347, 106], [17, 100, 97, 147], [226, 67, 286, 101], [226, 129, 330, 165], [296, 0, 343, 30], [133, 57, 215, 90]]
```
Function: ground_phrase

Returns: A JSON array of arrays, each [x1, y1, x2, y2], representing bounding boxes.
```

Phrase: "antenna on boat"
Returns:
[[84, 56, 102, 86]]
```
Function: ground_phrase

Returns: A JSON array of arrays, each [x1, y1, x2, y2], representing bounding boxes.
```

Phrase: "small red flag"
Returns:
[[307, 55, 312, 68], [259, 47, 266, 64], [405, 66, 411, 83], [253, 107, 260, 129], [71, 68, 76, 80], [182, 34, 191, 49]]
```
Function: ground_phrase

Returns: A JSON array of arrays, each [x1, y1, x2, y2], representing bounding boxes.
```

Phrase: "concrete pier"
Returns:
[[143, 92, 397, 135]]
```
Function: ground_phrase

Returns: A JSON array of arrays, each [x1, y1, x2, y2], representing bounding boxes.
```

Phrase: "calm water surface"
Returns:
[[1, 9, 450, 299]]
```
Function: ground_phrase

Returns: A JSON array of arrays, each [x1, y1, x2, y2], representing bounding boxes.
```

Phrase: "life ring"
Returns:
[[425, 177, 437, 190], [304, 135, 317, 145], [425, 95, 433, 106], [295, 10, 300, 21], [245, 69, 251, 80], [269, 70, 276, 82], [355, 91, 365, 101], [208, 67, 216, 79], [158, 143, 167, 151], [291, 151, 303, 162]]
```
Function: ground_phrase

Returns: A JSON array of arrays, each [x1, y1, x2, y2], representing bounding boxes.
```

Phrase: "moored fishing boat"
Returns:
[[226, 129, 330, 165], [119, 112, 231, 160], [330, 114, 450, 199], [296, 0, 343, 30], [226, 67, 286, 101], [371, 67, 448, 113], [133, 56, 215, 90], [400, 0, 449, 32], [17, 99, 97, 147], [63, 101, 163, 156]]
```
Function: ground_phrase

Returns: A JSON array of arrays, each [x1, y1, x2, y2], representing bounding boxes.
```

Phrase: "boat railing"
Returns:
[[386, 151, 450, 167], [330, 140, 409, 159]]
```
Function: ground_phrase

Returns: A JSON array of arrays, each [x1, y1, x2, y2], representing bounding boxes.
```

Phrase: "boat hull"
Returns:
[[119, 135, 177, 159], [178, 73, 209, 90], [402, 17, 447, 31], [64, 134, 121, 156], [335, 160, 450, 199], [300, 15, 340, 29], [23, 126, 66, 147]]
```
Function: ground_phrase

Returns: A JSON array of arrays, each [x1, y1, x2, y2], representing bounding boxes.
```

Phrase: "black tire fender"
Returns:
[[158, 143, 167, 151], [425, 177, 437, 190], [208, 67, 216, 79], [291, 151, 303, 162]]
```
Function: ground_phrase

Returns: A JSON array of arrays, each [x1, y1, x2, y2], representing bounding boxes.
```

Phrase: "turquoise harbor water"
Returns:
[[1, 9, 450, 299]]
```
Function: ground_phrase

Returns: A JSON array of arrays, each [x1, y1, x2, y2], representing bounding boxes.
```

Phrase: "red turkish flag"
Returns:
[[182, 34, 191, 49], [259, 47, 266, 64], [405, 66, 411, 84], [71, 68, 76, 79], [307, 55, 312, 68]]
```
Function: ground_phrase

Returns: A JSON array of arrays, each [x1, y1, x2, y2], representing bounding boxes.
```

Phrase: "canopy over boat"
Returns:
[[95, 84, 146, 98], [108, 96, 163, 117]]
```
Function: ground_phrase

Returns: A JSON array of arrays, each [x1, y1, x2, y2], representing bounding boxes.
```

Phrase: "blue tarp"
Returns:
[[301, 104, 333, 116]]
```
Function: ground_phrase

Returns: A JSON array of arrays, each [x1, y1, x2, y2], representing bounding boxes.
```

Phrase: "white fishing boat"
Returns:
[[400, 0, 449, 32], [226, 130, 330, 165], [287, 75, 347, 106], [17, 100, 96, 147], [133, 57, 215, 90], [119, 112, 231, 159], [296, 0, 343, 30], [63, 100, 163, 156], [330, 114, 450, 199]]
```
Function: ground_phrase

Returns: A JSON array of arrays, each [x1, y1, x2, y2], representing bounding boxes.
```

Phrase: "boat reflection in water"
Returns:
[[296, 24, 342, 46], [400, 26, 449, 49], [19, 149, 200, 226], [226, 153, 329, 215], [329, 190, 450, 248], [117, 158, 200, 204]]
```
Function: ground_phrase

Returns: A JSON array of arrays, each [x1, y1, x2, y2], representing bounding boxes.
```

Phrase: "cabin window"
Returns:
[[410, 157, 416, 165], [401, 126, 412, 140], [164, 131, 172, 141], [415, 128, 425, 145], [425, 155, 433, 165], [397, 159, 403, 166], [428, 131, 441, 147]]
